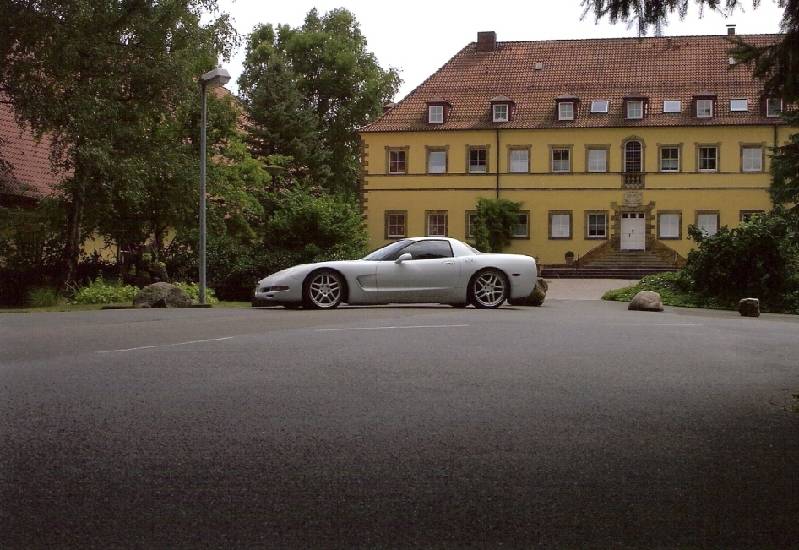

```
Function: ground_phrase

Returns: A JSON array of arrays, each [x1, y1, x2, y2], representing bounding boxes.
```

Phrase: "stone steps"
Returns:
[[541, 267, 677, 280]]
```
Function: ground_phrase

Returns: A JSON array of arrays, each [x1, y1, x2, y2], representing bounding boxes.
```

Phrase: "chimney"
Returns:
[[476, 31, 497, 52], [727, 24, 736, 36], [382, 102, 396, 114]]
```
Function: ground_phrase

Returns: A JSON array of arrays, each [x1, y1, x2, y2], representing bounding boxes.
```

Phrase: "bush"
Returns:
[[684, 209, 799, 310], [471, 197, 523, 253], [71, 278, 138, 304], [173, 282, 219, 305], [602, 271, 711, 308], [26, 287, 64, 307]]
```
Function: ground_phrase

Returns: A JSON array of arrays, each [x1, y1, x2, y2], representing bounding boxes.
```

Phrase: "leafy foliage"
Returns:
[[173, 282, 219, 305], [239, 8, 401, 192], [27, 287, 64, 308], [71, 278, 138, 305], [602, 271, 712, 308], [770, 110, 799, 207], [471, 198, 524, 253]]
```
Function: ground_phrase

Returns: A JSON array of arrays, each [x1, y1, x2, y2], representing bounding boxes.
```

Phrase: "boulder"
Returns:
[[133, 282, 193, 308], [509, 278, 548, 307], [738, 297, 760, 317], [628, 290, 664, 312]]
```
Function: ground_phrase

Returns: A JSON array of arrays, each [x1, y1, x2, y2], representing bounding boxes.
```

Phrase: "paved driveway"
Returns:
[[2, 301, 798, 548]]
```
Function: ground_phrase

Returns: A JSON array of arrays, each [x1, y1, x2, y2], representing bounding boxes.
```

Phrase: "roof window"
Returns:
[[590, 100, 609, 113], [730, 99, 748, 112], [663, 100, 681, 113]]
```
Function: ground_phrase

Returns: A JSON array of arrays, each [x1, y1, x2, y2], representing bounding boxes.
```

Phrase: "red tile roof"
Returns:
[[0, 96, 64, 198], [362, 34, 784, 133]]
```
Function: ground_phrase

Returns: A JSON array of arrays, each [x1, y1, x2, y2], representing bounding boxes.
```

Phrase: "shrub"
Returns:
[[602, 271, 708, 308], [71, 278, 138, 304], [471, 197, 523, 253], [26, 287, 64, 308], [173, 282, 219, 305]]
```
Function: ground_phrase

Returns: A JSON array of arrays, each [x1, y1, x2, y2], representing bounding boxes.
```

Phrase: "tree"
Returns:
[[472, 197, 524, 253], [239, 8, 401, 193], [0, 0, 236, 284], [581, 1, 799, 101], [770, 110, 799, 207]]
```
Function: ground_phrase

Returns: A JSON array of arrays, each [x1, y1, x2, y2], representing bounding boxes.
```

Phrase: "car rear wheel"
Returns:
[[469, 269, 508, 309], [303, 270, 344, 309]]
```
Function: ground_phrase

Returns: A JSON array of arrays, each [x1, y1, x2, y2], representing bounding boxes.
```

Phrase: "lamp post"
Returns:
[[198, 66, 231, 305]]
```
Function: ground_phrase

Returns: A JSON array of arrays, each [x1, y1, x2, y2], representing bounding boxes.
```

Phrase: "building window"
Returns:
[[549, 211, 572, 239], [587, 148, 608, 172], [427, 149, 447, 174], [428, 105, 444, 124], [558, 102, 574, 121], [740, 210, 764, 222], [766, 98, 783, 118], [663, 100, 681, 113], [658, 212, 681, 239], [551, 147, 571, 172], [696, 99, 713, 118], [465, 211, 478, 239], [624, 141, 643, 172], [659, 146, 680, 172], [626, 100, 644, 119], [590, 100, 609, 113], [426, 211, 448, 237], [384, 211, 407, 239], [696, 211, 719, 236], [741, 146, 763, 172], [387, 148, 407, 174], [509, 148, 529, 173], [730, 98, 748, 112], [513, 212, 530, 238], [586, 212, 608, 239], [468, 146, 488, 173], [492, 104, 509, 122], [698, 146, 718, 172]]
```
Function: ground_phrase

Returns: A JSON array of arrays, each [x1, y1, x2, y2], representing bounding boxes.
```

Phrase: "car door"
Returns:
[[375, 240, 460, 302]]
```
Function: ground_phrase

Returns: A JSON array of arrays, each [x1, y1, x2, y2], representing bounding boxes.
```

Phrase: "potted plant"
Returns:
[[565, 250, 575, 265]]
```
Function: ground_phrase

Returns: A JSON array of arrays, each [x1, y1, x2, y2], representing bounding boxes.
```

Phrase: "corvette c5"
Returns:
[[252, 237, 537, 309]]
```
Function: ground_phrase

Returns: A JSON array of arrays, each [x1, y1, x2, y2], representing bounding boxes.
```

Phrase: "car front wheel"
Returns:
[[303, 270, 344, 309], [469, 269, 508, 309]]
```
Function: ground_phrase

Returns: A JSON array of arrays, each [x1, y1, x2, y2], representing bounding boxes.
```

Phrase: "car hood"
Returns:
[[258, 259, 365, 285]]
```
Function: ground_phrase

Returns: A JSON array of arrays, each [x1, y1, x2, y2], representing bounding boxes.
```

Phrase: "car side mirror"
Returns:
[[395, 252, 413, 263]]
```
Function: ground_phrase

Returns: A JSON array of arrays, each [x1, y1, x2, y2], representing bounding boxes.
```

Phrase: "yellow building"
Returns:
[[359, 31, 795, 272]]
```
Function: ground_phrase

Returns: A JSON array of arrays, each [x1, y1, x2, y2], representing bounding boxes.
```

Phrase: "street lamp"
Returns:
[[198, 66, 231, 305]]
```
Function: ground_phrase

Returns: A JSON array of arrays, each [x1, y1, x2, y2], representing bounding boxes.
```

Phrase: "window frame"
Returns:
[[428, 104, 444, 124], [467, 145, 489, 174], [465, 211, 478, 240], [730, 98, 749, 112], [695, 210, 720, 236], [508, 146, 531, 173], [740, 145, 764, 173], [550, 146, 572, 173], [590, 99, 609, 113], [657, 211, 682, 240], [584, 210, 609, 240], [739, 210, 765, 222], [426, 146, 448, 175], [386, 146, 408, 175], [626, 100, 644, 120], [384, 210, 408, 239], [623, 140, 644, 173], [586, 146, 609, 173], [659, 145, 681, 172], [512, 211, 531, 239], [697, 145, 719, 172], [492, 103, 509, 122], [425, 210, 448, 237], [558, 101, 575, 121], [548, 210, 573, 240], [696, 98, 714, 118], [663, 100, 682, 113], [766, 98, 783, 118]]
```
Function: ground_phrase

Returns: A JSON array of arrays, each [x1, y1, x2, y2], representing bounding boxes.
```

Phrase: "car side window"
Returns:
[[403, 240, 454, 260]]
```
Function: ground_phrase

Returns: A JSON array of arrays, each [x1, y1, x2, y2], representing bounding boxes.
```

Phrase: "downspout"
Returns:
[[495, 127, 500, 198]]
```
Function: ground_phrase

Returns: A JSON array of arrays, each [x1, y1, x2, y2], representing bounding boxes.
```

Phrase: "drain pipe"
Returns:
[[496, 128, 499, 198]]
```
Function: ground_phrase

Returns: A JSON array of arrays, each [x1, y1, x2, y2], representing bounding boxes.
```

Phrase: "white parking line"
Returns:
[[96, 336, 234, 353], [316, 324, 469, 332]]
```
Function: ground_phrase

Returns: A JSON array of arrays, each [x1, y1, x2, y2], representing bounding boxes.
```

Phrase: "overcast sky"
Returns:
[[216, 0, 786, 101]]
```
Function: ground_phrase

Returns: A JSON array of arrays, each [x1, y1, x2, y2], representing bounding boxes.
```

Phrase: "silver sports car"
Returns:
[[252, 237, 537, 309]]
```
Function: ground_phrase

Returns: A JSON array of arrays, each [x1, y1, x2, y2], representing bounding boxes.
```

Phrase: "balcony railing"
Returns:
[[622, 172, 645, 189]]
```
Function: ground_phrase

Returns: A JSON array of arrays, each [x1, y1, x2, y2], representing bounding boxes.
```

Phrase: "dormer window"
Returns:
[[696, 98, 714, 118], [558, 102, 574, 121], [626, 100, 644, 119], [490, 96, 514, 123], [766, 98, 783, 117], [428, 105, 444, 124], [492, 104, 509, 122], [590, 100, 609, 113]]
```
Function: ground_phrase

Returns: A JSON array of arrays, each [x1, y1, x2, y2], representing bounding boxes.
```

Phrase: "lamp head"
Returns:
[[200, 67, 231, 89]]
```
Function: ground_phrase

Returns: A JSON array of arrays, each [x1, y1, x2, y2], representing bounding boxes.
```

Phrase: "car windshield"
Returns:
[[362, 239, 412, 261]]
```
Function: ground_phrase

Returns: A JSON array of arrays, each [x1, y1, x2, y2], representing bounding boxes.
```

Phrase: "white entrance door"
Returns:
[[621, 212, 646, 250]]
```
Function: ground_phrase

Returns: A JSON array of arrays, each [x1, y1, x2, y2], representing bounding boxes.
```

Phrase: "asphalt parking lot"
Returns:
[[2, 298, 798, 547]]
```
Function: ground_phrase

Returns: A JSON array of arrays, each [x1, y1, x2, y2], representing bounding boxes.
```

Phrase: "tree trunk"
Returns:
[[61, 181, 84, 287]]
